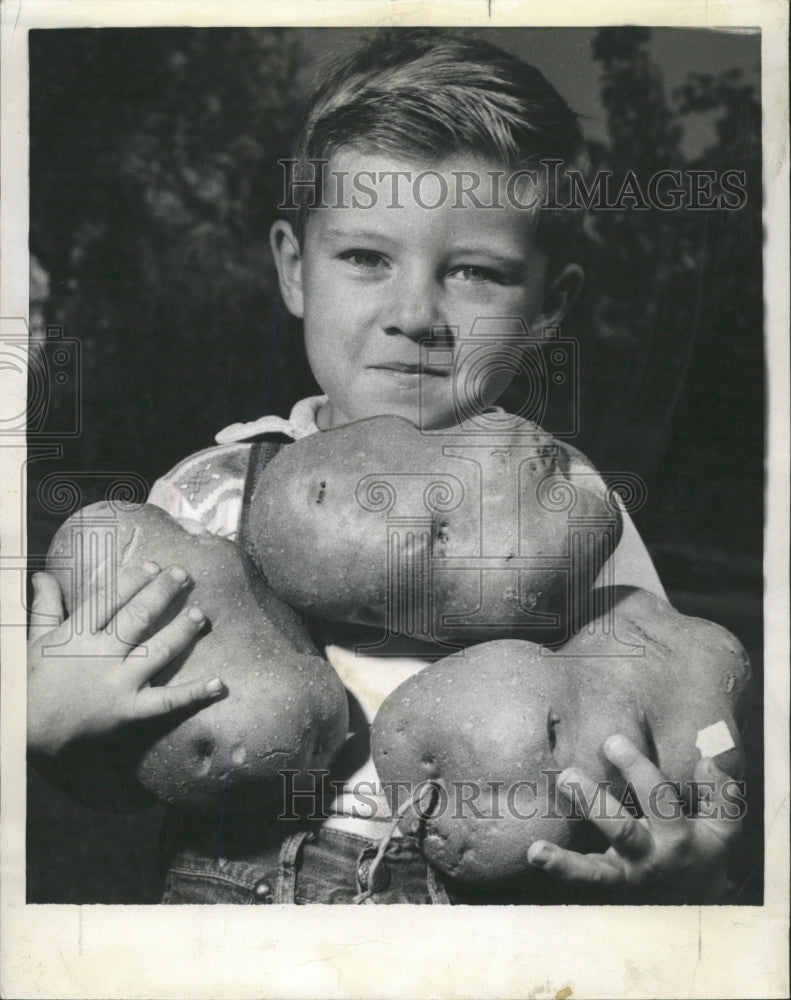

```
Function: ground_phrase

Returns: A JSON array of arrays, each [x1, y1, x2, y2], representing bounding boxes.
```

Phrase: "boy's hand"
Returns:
[[28, 562, 225, 757], [526, 735, 740, 903]]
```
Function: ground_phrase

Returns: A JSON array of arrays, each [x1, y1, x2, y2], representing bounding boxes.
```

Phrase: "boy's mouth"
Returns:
[[372, 362, 450, 377]]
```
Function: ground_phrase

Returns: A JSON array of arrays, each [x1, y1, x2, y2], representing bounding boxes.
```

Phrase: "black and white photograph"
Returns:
[[1, 2, 788, 998]]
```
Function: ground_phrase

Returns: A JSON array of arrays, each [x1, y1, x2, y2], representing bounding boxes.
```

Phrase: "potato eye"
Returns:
[[547, 710, 560, 753]]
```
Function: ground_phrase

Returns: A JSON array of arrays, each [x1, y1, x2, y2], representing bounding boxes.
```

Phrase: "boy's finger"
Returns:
[[689, 757, 745, 846], [693, 754, 735, 787], [527, 841, 623, 887], [72, 560, 163, 633], [125, 605, 207, 681], [132, 675, 226, 721], [105, 565, 192, 652], [28, 573, 65, 642], [557, 766, 654, 860], [602, 734, 664, 789], [600, 734, 687, 829]]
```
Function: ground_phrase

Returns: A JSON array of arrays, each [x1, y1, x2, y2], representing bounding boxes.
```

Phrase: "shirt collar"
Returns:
[[214, 395, 327, 444]]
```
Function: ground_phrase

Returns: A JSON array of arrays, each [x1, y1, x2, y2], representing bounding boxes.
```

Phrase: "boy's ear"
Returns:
[[537, 263, 584, 329], [269, 220, 304, 318]]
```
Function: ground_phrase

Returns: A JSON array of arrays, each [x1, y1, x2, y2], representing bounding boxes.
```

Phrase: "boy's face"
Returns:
[[271, 149, 582, 431]]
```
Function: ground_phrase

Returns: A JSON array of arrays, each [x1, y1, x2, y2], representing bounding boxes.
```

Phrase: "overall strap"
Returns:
[[237, 437, 288, 557]]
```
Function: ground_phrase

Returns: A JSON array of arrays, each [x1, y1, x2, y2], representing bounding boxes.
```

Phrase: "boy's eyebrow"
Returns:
[[321, 225, 401, 244]]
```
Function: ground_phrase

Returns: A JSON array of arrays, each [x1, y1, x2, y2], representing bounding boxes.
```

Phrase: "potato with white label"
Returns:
[[371, 586, 750, 886]]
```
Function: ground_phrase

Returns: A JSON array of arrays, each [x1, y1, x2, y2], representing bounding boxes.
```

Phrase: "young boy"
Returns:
[[28, 28, 740, 904]]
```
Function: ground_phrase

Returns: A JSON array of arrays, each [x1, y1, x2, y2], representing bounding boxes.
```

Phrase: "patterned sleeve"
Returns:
[[147, 442, 253, 540]]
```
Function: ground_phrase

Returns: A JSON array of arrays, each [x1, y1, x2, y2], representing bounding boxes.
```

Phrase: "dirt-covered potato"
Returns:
[[370, 586, 750, 886], [250, 413, 621, 646], [46, 501, 349, 812]]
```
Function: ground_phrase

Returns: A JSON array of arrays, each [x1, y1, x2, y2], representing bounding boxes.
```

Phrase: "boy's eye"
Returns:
[[449, 265, 507, 284], [340, 250, 387, 270]]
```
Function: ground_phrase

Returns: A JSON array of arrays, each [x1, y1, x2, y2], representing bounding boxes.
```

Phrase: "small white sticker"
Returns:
[[695, 720, 735, 758]]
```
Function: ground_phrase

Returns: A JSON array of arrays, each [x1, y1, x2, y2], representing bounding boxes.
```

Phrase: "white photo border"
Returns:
[[1, 2, 788, 998]]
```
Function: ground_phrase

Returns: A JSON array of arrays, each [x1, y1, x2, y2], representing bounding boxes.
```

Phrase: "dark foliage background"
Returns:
[[27, 27, 763, 904]]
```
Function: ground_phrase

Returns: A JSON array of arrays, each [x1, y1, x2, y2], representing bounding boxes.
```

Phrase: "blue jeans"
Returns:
[[160, 812, 449, 905]]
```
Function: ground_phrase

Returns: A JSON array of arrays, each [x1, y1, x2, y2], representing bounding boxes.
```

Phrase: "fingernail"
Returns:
[[169, 565, 188, 584], [206, 678, 224, 696], [31, 572, 41, 590], [528, 844, 550, 867], [188, 606, 205, 624], [143, 561, 160, 576], [605, 734, 629, 755]]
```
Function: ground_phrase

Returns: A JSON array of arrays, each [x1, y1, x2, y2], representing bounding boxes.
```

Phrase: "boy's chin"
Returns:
[[329, 399, 454, 432], [322, 391, 492, 432], [356, 405, 457, 432]]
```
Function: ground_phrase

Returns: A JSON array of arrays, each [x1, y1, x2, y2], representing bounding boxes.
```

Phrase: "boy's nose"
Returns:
[[381, 273, 445, 342]]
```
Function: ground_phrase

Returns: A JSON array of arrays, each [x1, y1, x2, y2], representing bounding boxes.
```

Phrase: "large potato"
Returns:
[[370, 586, 750, 886], [46, 501, 349, 812], [250, 414, 621, 646]]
